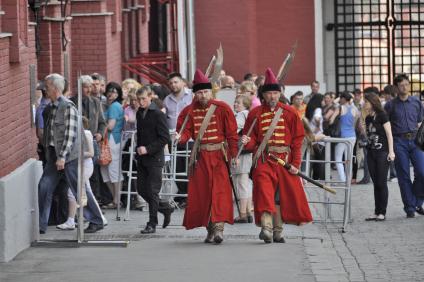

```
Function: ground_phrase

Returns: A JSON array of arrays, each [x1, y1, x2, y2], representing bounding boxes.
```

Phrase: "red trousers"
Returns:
[[252, 154, 313, 225], [183, 150, 234, 229]]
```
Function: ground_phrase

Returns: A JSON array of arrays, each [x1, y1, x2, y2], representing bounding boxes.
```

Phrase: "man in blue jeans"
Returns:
[[385, 74, 424, 218], [38, 73, 104, 234]]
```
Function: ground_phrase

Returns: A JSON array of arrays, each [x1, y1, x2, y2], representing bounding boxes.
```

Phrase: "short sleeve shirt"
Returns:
[[365, 112, 389, 151], [104, 101, 124, 143]]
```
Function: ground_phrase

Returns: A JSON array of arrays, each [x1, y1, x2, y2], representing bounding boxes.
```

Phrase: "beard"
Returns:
[[199, 99, 209, 107], [267, 100, 277, 108]]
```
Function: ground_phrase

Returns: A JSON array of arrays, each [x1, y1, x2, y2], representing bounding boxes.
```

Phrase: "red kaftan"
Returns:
[[243, 102, 313, 224], [178, 100, 239, 229]]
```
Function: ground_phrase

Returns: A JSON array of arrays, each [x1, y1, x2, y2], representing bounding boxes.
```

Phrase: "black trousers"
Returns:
[[312, 144, 325, 180], [137, 161, 162, 226], [367, 149, 389, 215]]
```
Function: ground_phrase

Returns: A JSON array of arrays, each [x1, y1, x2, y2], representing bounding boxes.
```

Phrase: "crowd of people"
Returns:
[[34, 68, 424, 242]]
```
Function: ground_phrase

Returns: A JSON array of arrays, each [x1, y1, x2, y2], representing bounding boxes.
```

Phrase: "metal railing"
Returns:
[[303, 137, 354, 232]]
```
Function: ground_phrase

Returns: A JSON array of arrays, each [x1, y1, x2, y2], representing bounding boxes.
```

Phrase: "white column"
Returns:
[[314, 0, 325, 91], [176, 0, 187, 77], [186, 0, 196, 80]]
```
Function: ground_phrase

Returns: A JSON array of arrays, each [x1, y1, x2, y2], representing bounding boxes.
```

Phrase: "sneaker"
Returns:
[[365, 215, 377, 221], [56, 222, 75, 230], [389, 177, 398, 183], [375, 214, 386, 221]]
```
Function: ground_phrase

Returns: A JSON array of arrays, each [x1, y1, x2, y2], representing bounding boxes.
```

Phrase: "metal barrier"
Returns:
[[303, 137, 355, 232], [116, 130, 192, 221], [116, 130, 146, 221], [160, 130, 191, 208]]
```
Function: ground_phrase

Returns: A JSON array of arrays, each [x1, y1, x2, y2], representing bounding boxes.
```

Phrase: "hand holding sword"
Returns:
[[237, 118, 257, 160], [173, 114, 189, 145]]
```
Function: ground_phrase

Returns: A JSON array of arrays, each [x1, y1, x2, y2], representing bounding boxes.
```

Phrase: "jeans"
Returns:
[[38, 148, 104, 232], [393, 137, 424, 213], [335, 137, 356, 182], [367, 150, 389, 215]]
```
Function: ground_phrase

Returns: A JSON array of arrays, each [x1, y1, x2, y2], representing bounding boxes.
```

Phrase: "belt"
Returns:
[[199, 143, 223, 151], [268, 146, 290, 154], [395, 132, 416, 140]]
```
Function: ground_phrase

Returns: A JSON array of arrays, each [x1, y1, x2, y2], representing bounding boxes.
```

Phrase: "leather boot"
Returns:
[[204, 222, 214, 243], [259, 212, 273, 243], [272, 205, 285, 243], [213, 222, 224, 244], [158, 202, 174, 228]]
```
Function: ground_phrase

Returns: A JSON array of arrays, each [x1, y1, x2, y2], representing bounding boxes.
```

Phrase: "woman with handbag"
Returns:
[[100, 82, 125, 209], [363, 93, 395, 221]]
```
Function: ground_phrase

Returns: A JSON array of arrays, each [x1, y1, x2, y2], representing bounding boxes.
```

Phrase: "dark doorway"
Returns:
[[149, 0, 168, 52]]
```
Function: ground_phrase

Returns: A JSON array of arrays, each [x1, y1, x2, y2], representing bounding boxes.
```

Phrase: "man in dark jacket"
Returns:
[[70, 75, 108, 203], [136, 86, 173, 234]]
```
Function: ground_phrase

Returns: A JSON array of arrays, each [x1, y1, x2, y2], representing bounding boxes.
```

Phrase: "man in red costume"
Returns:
[[241, 68, 313, 243], [175, 69, 239, 244]]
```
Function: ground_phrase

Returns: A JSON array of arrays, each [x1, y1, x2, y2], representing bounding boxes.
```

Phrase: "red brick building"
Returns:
[[0, 0, 326, 178], [194, 0, 317, 85], [0, 0, 161, 178]]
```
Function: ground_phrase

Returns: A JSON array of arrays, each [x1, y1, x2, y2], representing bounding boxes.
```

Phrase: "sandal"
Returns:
[[102, 202, 118, 209]]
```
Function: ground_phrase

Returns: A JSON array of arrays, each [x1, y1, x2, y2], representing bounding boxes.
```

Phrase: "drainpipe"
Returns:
[[186, 0, 196, 80]]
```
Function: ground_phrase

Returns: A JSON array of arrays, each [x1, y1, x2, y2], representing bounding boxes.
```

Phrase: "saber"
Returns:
[[205, 55, 216, 77], [277, 40, 298, 83], [210, 43, 224, 85], [268, 153, 337, 195], [236, 118, 257, 160]]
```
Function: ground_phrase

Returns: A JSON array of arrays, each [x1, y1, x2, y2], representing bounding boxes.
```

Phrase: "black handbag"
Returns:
[[415, 122, 424, 151]]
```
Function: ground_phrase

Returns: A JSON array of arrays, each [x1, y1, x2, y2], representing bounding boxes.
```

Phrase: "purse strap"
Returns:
[[102, 128, 109, 145]]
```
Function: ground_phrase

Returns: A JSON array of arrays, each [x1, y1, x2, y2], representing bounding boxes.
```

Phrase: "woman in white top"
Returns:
[[232, 95, 253, 223], [57, 117, 107, 230], [305, 94, 325, 180]]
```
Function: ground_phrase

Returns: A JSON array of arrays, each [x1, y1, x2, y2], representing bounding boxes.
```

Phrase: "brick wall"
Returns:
[[0, 0, 153, 177], [121, 0, 150, 80], [71, 0, 122, 87], [194, 0, 315, 84], [0, 3, 38, 177]]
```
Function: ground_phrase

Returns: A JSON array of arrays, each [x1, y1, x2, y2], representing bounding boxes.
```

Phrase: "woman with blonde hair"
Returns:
[[239, 80, 260, 109], [232, 94, 253, 223], [122, 78, 142, 107]]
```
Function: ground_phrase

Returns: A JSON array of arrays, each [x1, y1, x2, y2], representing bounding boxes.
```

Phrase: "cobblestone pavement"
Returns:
[[303, 169, 424, 282], [1, 169, 424, 282]]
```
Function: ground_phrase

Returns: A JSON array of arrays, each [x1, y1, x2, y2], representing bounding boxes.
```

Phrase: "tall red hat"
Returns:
[[192, 69, 212, 93], [262, 68, 281, 93]]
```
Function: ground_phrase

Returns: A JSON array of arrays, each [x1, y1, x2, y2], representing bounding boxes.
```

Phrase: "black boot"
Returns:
[[140, 224, 156, 234], [158, 202, 174, 228]]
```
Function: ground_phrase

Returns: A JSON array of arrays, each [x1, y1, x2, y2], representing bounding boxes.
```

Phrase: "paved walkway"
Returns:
[[1, 169, 424, 282]]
